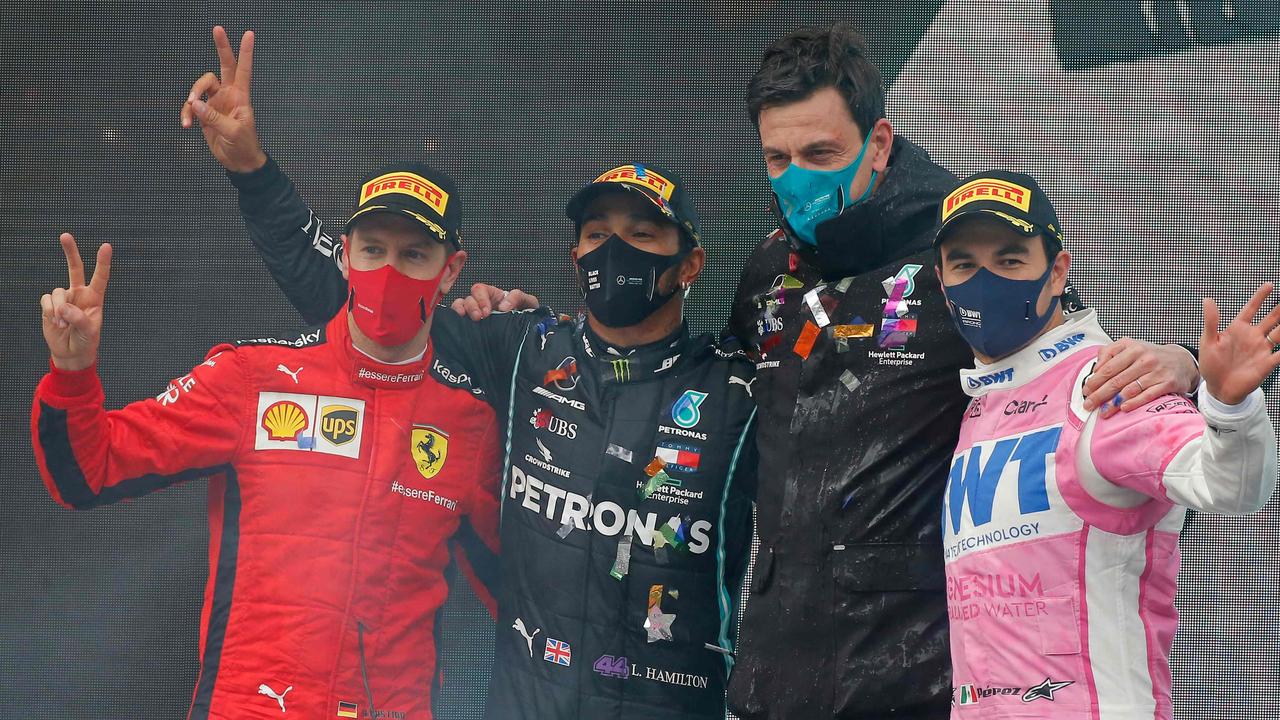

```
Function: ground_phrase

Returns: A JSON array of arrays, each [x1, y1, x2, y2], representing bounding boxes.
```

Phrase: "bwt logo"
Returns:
[[1038, 333, 1087, 362], [967, 368, 1014, 389], [947, 426, 1062, 533]]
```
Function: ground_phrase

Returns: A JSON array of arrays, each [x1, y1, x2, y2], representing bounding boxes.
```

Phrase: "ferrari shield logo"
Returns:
[[411, 425, 449, 479]]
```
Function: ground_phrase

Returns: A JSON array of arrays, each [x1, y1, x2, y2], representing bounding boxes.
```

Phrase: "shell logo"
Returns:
[[262, 400, 310, 441]]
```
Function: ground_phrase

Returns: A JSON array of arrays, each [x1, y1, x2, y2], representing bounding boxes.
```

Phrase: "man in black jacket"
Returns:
[[723, 22, 1201, 720], [182, 27, 756, 719]]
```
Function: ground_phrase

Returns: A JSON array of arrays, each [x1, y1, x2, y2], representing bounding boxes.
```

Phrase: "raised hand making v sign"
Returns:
[[40, 233, 111, 372], [180, 26, 266, 174]]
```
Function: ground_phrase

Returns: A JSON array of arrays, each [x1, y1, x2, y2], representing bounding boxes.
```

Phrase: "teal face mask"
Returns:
[[768, 132, 877, 245]]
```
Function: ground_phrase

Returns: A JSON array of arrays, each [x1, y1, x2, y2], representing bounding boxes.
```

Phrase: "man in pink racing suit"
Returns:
[[932, 170, 1278, 719]]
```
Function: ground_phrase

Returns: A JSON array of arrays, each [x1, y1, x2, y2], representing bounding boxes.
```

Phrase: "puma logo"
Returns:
[[729, 376, 755, 397], [276, 365, 303, 384], [513, 617, 540, 658], [257, 683, 293, 712]]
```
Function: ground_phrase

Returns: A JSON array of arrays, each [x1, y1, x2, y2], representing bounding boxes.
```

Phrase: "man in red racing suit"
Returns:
[[31, 163, 501, 720]]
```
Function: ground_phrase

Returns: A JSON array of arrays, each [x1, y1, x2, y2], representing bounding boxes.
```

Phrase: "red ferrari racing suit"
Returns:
[[31, 312, 501, 720]]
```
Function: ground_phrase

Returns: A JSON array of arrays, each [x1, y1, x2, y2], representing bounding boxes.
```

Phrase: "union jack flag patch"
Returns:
[[544, 638, 572, 666]]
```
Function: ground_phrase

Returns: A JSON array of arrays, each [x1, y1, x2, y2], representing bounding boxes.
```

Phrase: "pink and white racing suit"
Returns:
[[944, 309, 1276, 719]]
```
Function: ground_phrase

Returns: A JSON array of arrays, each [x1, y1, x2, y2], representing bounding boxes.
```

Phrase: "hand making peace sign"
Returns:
[[180, 26, 267, 174], [41, 234, 112, 372]]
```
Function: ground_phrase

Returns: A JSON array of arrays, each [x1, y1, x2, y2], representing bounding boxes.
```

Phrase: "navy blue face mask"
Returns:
[[944, 262, 1060, 359]]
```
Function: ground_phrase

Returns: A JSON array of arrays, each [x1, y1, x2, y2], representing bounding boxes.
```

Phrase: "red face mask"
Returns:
[[346, 251, 448, 347]]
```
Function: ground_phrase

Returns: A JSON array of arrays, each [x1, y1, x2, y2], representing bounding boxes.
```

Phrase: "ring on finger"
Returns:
[[1134, 377, 1145, 391], [1268, 328, 1279, 345]]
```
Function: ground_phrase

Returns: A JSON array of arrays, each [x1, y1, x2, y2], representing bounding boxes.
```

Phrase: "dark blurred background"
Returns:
[[2, 1, 1276, 717]]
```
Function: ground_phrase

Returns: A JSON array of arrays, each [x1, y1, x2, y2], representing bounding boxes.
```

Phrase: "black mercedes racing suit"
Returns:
[[226, 156, 757, 720]]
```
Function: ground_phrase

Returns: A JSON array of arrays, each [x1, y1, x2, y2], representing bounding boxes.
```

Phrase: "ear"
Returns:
[[680, 247, 706, 287], [868, 118, 895, 174], [438, 249, 468, 297], [1050, 249, 1071, 296], [340, 234, 351, 281], [934, 263, 950, 303]]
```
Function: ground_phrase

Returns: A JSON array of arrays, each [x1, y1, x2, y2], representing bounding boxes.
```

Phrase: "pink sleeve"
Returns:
[[1088, 395, 1204, 501]]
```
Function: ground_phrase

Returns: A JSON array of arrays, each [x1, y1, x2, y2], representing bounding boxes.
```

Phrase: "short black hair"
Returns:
[[746, 22, 886, 137]]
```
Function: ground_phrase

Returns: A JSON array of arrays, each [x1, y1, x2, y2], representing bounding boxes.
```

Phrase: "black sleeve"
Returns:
[[430, 308, 548, 414], [228, 154, 348, 324], [722, 237, 773, 347], [723, 414, 757, 590]]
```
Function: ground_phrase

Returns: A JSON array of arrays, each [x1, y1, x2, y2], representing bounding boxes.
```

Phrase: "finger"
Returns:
[[1085, 355, 1149, 411], [1235, 282, 1272, 325], [60, 233, 85, 287], [50, 287, 69, 329], [1082, 340, 1125, 397], [1083, 342, 1137, 408], [1256, 292, 1280, 337], [213, 25, 237, 84], [41, 292, 55, 327], [450, 298, 468, 316], [190, 99, 235, 135], [470, 284, 496, 316], [463, 297, 486, 322], [1117, 382, 1168, 413], [186, 72, 221, 105], [237, 30, 255, 94], [1201, 297, 1220, 349], [57, 301, 91, 334], [88, 243, 112, 296], [501, 289, 540, 311]]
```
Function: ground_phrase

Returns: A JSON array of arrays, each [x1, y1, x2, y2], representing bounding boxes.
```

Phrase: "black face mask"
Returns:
[[576, 234, 686, 328]]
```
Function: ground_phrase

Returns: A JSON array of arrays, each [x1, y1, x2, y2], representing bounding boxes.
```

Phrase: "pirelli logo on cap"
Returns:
[[594, 165, 676, 201], [942, 178, 1031, 221], [361, 171, 449, 217]]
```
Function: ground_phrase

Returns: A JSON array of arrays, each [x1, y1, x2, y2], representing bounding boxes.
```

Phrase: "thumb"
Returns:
[[191, 99, 236, 135], [57, 302, 92, 334]]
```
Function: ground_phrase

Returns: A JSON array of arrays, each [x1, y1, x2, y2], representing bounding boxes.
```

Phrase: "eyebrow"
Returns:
[[995, 242, 1031, 256]]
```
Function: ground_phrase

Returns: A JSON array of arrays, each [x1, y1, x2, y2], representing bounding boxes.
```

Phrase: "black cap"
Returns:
[[565, 163, 701, 246], [346, 162, 462, 249], [935, 170, 1063, 248]]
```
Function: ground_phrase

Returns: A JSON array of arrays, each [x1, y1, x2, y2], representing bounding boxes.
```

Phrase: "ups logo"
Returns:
[[320, 405, 359, 446]]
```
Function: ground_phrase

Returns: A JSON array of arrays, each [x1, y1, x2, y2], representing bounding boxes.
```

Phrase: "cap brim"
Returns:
[[935, 207, 1040, 246], [565, 182, 677, 225], [347, 205, 460, 248]]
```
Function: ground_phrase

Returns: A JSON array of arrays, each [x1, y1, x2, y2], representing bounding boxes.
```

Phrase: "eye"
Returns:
[[362, 245, 383, 255]]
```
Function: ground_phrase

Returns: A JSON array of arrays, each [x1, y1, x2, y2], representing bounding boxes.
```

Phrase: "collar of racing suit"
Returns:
[[327, 311, 435, 389], [958, 308, 1111, 397], [580, 319, 689, 384]]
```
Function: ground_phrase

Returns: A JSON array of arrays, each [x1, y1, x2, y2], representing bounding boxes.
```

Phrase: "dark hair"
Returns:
[[746, 22, 886, 137]]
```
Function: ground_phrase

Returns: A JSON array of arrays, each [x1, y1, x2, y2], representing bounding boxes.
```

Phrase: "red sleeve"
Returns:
[[31, 345, 249, 510], [449, 411, 503, 618]]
